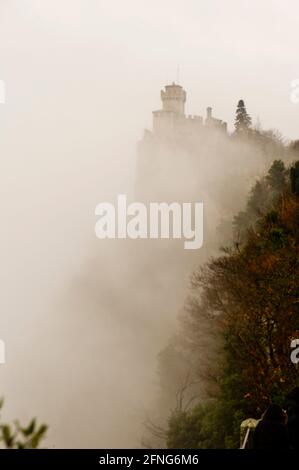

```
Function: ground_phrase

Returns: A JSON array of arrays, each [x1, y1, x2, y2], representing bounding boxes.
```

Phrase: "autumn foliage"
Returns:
[[167, 160, 299, 448]]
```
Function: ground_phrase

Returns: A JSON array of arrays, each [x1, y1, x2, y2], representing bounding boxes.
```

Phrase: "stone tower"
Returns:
[[136, 83, 228, 199], [153, 82, 187, 136], [161, 82, 186, 115]]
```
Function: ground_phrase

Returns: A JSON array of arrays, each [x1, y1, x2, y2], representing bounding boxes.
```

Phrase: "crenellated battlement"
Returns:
[[152, 83, 227, 137]]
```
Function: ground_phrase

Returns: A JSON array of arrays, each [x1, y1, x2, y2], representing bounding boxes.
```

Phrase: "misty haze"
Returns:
[[0, 0, 298, 452]]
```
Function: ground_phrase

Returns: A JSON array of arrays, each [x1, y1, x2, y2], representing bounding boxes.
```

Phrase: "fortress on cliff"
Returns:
[[152, 82, 227, 137], [136, 83, 228, 200]]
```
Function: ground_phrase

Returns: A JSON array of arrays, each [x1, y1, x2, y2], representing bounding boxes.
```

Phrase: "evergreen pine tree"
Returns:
[[234, 99, 251, 134], [290, 161, 299, 196]]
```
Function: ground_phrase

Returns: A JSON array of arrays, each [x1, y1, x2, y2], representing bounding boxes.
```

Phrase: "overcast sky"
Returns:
[[0, 0, 298, 139], [0, 0, 298, 447]]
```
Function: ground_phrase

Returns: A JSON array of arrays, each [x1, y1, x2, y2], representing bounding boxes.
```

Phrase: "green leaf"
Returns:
[[31, 424, 48, 449], [21, 418, 36, 436], [2, 424, 14, 448]]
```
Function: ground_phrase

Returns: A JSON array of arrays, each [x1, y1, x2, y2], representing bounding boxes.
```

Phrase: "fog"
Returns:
[[0, 0, 298, 448]]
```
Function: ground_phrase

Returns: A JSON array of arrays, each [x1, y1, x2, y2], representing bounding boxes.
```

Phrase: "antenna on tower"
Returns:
[[176, 65, 180, 85]]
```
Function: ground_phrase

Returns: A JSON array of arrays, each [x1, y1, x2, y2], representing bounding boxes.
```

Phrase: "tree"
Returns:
[[0, 399, 48, 449], [166, 163, 299, 448], [233, 160, 287, 242], [266, 159, 286, 193], [234, 99, 252, 134], [290, 140, 299, 153], [290, 161, 299, 196]]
